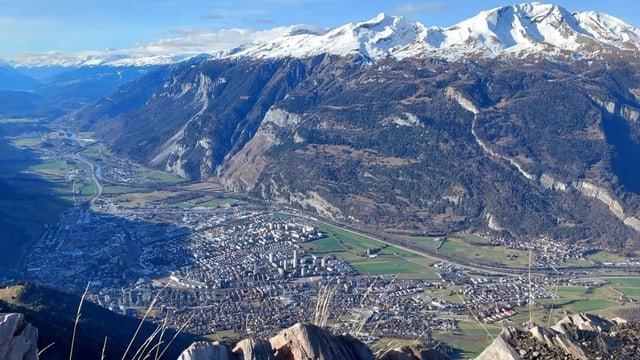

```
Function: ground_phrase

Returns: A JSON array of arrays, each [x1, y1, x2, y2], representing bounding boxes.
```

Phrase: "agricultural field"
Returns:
[[30, 160, 70, 178], [608, 277, 640, 297], [303, 223, 440, 279], [130, 170, 184, 185], [403, 233, 631, 269]]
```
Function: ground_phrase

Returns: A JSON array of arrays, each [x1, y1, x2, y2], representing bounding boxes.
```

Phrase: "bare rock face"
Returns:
[[0, 313, 38, 360], [474, 312, 640, 360], [177, 323, 450, 360], [232, 338, 275, 360], [473, 328, 521, 360], [177, 341, 230, 360], [269, 323, 376, 360], [379, 344, 451, 360], [551, 312, 618, 333]]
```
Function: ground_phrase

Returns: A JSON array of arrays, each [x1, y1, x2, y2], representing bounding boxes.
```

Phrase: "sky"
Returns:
[[1, 0, 639, 58]]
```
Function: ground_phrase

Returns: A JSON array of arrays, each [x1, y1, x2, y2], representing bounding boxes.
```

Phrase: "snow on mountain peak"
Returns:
[[421, 2, 640, 59], [219, 3, 640, 62], [5, 2, 640, 67], [220, 13, 427, 61]]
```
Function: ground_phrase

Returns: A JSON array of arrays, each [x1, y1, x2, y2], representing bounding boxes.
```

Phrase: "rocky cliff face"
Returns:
[[176, 314, 640, 359], [78, 53, 640, 250], [0, 313, 38, 360], [475, 313, 640, 360], [2, 310, 640, 360], [176, 323, 449, 360]]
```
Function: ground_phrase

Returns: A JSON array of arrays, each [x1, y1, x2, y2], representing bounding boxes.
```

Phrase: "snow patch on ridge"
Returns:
[[216, 3, 640, 62]]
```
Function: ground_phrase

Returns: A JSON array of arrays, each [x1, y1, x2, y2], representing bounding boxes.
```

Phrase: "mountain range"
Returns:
[[3, 2, 640, 68], [5, 2, 640, 250]]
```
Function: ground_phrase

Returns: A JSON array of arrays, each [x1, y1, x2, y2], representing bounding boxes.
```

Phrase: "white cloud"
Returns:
[[141, 24, 324, 53], [4, 24, 327, 66]]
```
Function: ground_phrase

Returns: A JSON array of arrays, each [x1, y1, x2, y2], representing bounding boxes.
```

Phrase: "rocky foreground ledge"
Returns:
[[3, 311, 640, 359], [475, 313, 640, 360], [179, 313, 640, 360], [0, 313, 38, 360], [177, 322, 450, 360]]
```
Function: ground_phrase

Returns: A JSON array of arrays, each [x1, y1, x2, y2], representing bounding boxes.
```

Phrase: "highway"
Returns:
[[72, 151, 103, 208]]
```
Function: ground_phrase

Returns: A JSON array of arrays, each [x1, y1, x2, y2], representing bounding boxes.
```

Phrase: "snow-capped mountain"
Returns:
[[5, 50, 195, 68], [222, 2, 640, 61], [4, 2, 640, 67], [217, 13, 428, 61], [421, 2, 640, 58]]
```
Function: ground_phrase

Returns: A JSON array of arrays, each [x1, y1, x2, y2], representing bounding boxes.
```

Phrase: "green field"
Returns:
[[403, 234, 528, 266], [111, 191, 178, 207], [197, 198, 241, 207], [79, 142, 105, 159], [131, 170, 184, 185], [456, 233, 494, 244], [304, 223, 440, 279], [30, 160, 70, 178], [350, 259, 416, 274], [305, 236, 344, 253], [101, 185, 149, 195], [10, 137, 44, 147], [316, 223, 387, 251], [75, 178, 97, 197], [607, 277, 640, 297]]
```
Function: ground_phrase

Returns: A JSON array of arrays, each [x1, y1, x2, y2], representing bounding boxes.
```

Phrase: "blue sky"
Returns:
[[1, 0, 638, 56]]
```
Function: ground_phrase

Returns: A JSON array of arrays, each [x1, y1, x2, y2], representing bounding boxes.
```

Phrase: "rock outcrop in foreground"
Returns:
[[177, 323, 449, 360], [178, 313, 640, 360], [0, 313, 38, 360], [475, 313, 640, 360], [4, 310, 640, 360]]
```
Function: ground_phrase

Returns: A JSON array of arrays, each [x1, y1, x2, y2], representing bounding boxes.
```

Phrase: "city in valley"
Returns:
[[6, 128, 640, 350]]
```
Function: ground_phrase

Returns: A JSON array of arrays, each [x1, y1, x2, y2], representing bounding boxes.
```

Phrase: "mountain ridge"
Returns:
[[4, 2, 640, 67], [75, 53, 640, 249]]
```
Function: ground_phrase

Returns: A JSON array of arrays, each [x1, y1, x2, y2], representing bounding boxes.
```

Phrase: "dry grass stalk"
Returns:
[[375, 340, 400, 358], [314, 282, 337, 328], [130, 322, 165, 360], [122, 280, 172, 360], [37, 342, 55, 357], [69, 282, 90, 360], [101, 337, 108, 360], [154, 313, 193, 360], [528, 246, 533, 327]]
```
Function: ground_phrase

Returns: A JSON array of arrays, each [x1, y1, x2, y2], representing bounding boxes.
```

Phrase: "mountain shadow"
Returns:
[[602, 111, 640, 195], [0, 122, 72, 275]]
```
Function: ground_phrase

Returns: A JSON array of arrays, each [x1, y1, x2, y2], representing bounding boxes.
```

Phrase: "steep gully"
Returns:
[[446, 87, 640, 234]]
